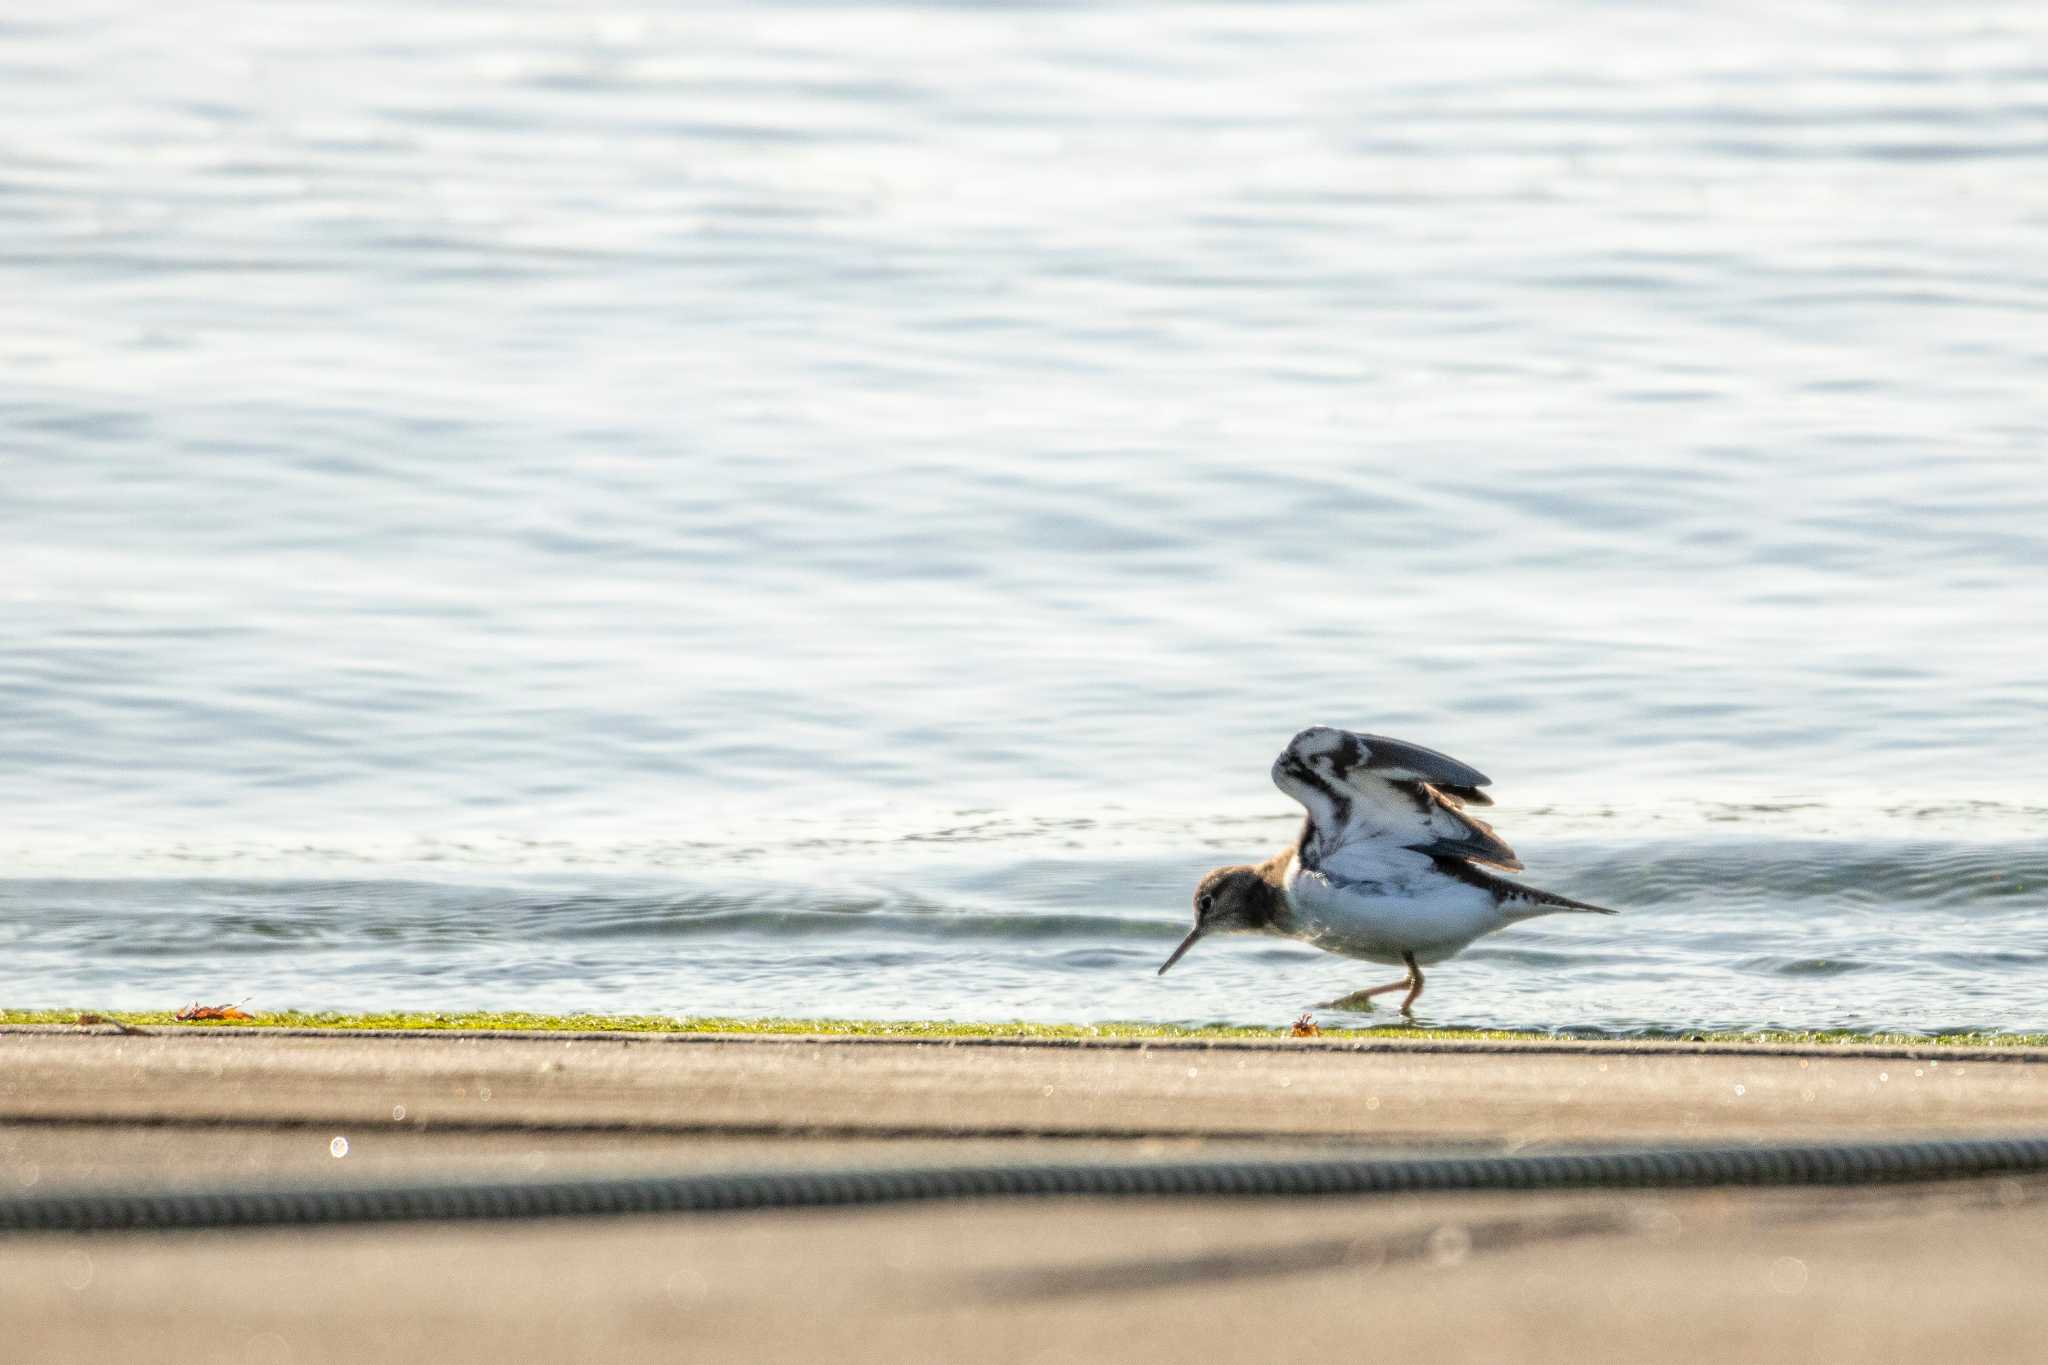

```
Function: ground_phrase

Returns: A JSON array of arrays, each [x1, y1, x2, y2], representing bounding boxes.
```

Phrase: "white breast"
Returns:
[[1281, 855, 1506, 966]]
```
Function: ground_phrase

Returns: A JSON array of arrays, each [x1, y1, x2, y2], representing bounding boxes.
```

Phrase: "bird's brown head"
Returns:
[[1158, 865, 1278, 975]]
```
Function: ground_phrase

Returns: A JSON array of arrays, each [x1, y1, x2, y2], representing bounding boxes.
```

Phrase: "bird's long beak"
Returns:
[[1157, 926, 1205, 975]]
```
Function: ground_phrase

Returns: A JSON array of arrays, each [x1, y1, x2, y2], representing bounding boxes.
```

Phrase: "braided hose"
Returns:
[[5, 1135, 2046, 1234]]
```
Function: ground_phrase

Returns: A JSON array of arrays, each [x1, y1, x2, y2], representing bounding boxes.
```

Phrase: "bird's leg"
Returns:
[[1322, 977, 1414, 1012], [1398, 952, 1424, 1016]]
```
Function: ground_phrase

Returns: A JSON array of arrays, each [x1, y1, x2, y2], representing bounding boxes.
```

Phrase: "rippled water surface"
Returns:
[[5, 2, 2046, 1030]]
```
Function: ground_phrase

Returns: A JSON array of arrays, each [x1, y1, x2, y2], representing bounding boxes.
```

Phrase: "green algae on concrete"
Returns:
[[3, 1008, 2046, 1047], [0, 1008, 1507, 1041]]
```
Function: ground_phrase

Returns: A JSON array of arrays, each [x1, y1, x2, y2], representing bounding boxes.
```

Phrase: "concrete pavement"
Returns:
[[4, 1028, 2047, 1363]]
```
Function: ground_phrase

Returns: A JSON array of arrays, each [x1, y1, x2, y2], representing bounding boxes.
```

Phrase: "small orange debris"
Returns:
[[1290, 1012, 1320, 1037], [175, 1003, 254, 1022]]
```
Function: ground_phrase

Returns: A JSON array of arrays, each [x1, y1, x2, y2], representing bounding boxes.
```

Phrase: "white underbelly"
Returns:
[[1282, 866, 1505, 966]]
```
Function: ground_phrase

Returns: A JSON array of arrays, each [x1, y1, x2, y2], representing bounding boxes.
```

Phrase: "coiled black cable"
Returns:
[[5, 1135, 2048, 1234]]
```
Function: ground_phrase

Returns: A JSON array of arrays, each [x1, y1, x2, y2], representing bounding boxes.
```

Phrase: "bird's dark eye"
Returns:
[[1196, 894, 1214, 914]]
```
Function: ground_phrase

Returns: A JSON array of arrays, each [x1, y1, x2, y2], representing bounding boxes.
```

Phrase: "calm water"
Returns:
[[4, 2, 2046, 1031]]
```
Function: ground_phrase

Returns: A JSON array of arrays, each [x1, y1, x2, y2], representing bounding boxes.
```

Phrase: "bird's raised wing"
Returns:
[[1270, 726, 1522, 872]]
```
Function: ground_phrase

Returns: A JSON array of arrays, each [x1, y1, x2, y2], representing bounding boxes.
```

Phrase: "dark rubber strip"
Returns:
[[13, 1023, 2048, 1065], [16, 1019, 2048, 1064], [5, 1136, 2048, 1234]]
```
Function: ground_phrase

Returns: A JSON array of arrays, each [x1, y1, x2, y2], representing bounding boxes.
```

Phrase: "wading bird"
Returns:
[[1160, 727, 1615, 1014]]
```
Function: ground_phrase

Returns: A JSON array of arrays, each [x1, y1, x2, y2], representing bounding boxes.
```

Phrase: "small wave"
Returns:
[[1732, 955, 1878, 978], [3, 834, 2043, 1034], [527, 901, 1171, 943], [1553, 840, 2047, 912]]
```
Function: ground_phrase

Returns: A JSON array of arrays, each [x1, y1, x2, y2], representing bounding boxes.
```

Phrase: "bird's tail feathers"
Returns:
[[1429, 853, 1617, 920], [1498, 885, 1618, 921]]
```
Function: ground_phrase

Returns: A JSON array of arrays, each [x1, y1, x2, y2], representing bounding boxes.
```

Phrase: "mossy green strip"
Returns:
[[3, 1008, 2045, 1047]]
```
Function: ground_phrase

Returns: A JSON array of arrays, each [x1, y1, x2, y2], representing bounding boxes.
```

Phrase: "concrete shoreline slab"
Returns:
[[5, 1030, 2048, 1362], [5, 1029, 2046, 1143]]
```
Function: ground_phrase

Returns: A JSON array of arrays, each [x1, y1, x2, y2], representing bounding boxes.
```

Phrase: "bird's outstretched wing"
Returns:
[[1270, 726, 1522, 873]]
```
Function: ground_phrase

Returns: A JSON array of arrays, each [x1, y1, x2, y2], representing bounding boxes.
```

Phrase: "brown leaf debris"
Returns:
[[175, 1003, 255, 1022]]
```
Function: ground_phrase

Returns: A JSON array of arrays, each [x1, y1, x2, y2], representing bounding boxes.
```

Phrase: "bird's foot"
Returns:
[[1320, 990, 1378, 1012]]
